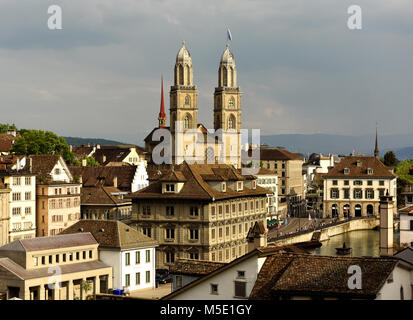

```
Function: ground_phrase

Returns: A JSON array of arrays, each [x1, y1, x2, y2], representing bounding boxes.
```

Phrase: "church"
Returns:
[[144, 41, 242, 168]]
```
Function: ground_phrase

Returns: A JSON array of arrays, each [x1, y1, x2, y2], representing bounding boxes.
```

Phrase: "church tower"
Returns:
[[170, 41, 198, 134], [214, 43, 242, 167]]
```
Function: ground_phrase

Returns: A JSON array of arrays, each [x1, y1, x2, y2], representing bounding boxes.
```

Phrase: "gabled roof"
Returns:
[[29, 154, 72, 181], [324, 156, 396, 179], [60, 220, 158, 250], [394, 247, 413, 266], [128, 162, 271, 201], [162, 245, 306, 300], [0, 139, 12, 153], [250, 254, 400, 299], [81, 186, 131, 206], [169, 259, 226, 277], [69, 165, 137, 191], [0, 233, 97, 252], [399, 205, 413, 215]]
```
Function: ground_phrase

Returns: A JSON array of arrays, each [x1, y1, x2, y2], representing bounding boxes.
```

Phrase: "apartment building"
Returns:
[[0, 181, 11, 246], [29, 155, 81, 237], [61, 220, 158, 292], [322, 156, 397, 218], [252, 168, 279, 223], [0, 233, 112, 300], [0, 156, 36, 242], [128, 162, 270, 268]]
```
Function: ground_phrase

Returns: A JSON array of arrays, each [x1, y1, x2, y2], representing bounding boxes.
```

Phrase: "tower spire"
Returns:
[[374, 123, 379, 158], [158, 74, 167, 128]]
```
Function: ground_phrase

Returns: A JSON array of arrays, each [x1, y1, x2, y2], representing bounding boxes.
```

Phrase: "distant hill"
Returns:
[[63, 136, 130, 147], [260, 134, 413, 158]]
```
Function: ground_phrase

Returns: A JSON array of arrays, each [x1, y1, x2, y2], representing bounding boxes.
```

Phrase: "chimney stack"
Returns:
[[81, 159, 87, 167], [379, 190, 394, 256], [113, 176, 118, 188]]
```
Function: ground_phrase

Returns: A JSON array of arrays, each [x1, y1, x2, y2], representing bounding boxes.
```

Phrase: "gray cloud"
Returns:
[[0, 0, 412, 145]]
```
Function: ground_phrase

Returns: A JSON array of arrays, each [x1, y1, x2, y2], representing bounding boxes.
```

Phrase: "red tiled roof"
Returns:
[[324, 156, 396, 178], [169, 259, 226, 276], [242, 147, 303, 161]]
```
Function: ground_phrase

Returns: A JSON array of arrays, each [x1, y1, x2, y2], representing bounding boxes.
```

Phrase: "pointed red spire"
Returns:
[[158, 74, 167, 128]]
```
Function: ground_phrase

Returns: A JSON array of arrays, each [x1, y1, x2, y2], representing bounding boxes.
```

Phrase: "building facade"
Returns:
[[29, 155, 81, 237], [253, 168, 279, 223], [128, 162, 269, 268], [0, 233, 112, 300], [0, 182, 11, 246], [323, 156, 397, 218]]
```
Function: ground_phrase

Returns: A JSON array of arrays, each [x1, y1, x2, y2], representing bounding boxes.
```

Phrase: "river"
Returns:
[[310, 230, 400, 257]]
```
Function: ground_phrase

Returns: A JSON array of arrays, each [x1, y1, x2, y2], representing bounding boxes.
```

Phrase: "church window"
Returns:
[[228, 115, 236, 129], [179, 65, 184, 85], [229, 97, 235, 107], [185, 95, 191, 106], [184, 115, 191, 129]]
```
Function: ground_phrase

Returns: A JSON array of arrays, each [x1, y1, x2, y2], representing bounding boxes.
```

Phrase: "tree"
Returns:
[[10, 129, 77, 164], [0, 123, 17, 134], [382, 151, 397, 167]]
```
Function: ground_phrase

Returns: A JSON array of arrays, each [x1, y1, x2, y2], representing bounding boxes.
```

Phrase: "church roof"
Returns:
[[176, 41, 192, 65], [220, 45, 235, 65]]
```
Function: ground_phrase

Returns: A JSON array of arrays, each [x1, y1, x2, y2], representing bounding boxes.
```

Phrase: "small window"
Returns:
[[211, 284, 218, 295], [125, 274, 130, 287], [146, 250, 151, 263], [237, 271, 245, 278], [222, 183, 226, 192], [146, 271, 150, 283], [332, 180, 338, 186], [125, 253, 130, 266], [89, 250, 92, 259], [136, 272, 141, 285], [136, 251, 141, 264], [49, 255, 52, 264], [63, 254, 66, 262]]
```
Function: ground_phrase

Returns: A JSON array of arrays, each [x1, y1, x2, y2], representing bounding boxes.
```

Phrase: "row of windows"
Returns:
[[42, 187, 79, 196], [124, 250, 151, 266], [125, 271, 151, 287], [12, 177, 32, 186], [49, 198, 80, 209], [141, 206, 199, 217], [330, 188, 386, 199], [12, 207, 32, 215], [12, 192, 32, 201], [12, 222, 33, 231], [33, 250, 93, 266], [211, 199, 266, 217], [332, 179, 386, 186], [211, 222, 254, 240], [257, 178, 277, 184]]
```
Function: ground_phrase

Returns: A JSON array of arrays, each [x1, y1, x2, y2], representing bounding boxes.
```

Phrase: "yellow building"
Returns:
[[0, 233, 112, 300], [0, 181, 11, 246], [128, 162, 270, 268]]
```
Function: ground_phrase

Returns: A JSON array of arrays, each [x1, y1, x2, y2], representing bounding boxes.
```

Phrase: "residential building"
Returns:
[[128, 162, 270, 268], [0, 131, 18, 156], [73, 144, 148, 167], [170, 259, 226, 292], [322, 156, 397, 218], [70, 163, 149, 193], [0, 156, 36, 242], [164, 247, 412, 300], [80, 185, 132, 221], [252, 168, 279, 224], [144, 41, 242, 168], [303, 153, 336, 187], [0, 233, 112, 300], [60, 220, 158, 292], [400, 184, 413, 208], [0, 181, 11, 246], [399, 205, 413, 247], [29, 155, 81, 237], [243, 146, 304, 218]]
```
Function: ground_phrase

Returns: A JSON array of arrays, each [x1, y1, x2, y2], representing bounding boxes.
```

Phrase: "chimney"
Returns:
[[96, 144, 101, 149], [29, 157, 32, 173], [69, 145, 73, 152], [103, 155, 106, 163], [113, 176, 118, 188], [81, 159, 87, 167], [79, 176, 83, 184], [379, 190, 394, 256]]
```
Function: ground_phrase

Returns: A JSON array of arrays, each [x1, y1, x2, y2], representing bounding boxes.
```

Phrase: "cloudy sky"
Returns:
[[1, 0, 412, 145]]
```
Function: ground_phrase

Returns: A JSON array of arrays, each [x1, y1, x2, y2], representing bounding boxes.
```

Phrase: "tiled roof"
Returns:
[[0, 257, 109, 280], [69, 165, 137, 191], [249, 254, 399, 299], [323, 156, 396, 178], [159, 170, 187, 182], [0, 139, 12, 153], [242, 147, 303, 161], [169, 259, 226, 276], [0, 233, 97, 252], [81, 186, 131, 205], [29, 154, 61, 177], [72, 145, 95, 158], [60, 220, 158, 250], [399, 205, 413, 214], [394, 247, 413, 266], [128, 162, 271, 201]]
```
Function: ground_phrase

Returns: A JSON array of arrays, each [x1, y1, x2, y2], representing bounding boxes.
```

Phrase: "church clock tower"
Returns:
[[214, 43, 242, 167], [170, 40, 198, 134]]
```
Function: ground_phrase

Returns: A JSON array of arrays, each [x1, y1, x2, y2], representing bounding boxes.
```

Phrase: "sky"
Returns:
[[0, 0, 412, 145]]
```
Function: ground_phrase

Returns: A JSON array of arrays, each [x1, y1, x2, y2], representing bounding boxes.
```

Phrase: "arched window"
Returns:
[[223, 67, 228, 87], [230, 67, 234, 87], [186, 65, 191, 85], [184, 114, 191, 129], [179, 65, 184, 85], [228, 115, 236, 130], [229, 97, 235, 107], [185, 95, 191, 106]]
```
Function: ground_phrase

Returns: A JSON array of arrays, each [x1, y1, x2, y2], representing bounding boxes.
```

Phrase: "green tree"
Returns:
[[0, 123, 17, 134], [10, 130, 76, 164], [382, 151, 398, 167]]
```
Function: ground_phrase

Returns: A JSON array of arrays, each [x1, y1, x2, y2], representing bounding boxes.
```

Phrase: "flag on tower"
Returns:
[[227, 28, 232, 41]]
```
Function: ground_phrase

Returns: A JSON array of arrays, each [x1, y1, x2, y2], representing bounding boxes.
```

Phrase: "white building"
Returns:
[[253, 168, 278, 223], [0, 156, 36, 242], [60, 220, 158, 292], [131, 160, 149, 193], [164, 245, 413, 300], [399, 205, 413, 247]]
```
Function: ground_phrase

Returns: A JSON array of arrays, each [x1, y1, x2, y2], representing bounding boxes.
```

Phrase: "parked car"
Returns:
[[156, 269, 172, 284]]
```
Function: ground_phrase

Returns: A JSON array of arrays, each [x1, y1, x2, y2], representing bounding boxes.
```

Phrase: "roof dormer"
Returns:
[[344, 168, 350, 175], [221, 182, 227, 192], [367, 168, 373, 175]]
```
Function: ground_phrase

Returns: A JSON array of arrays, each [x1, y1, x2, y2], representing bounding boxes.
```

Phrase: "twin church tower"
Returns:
[[146, 41, 242, 168]]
